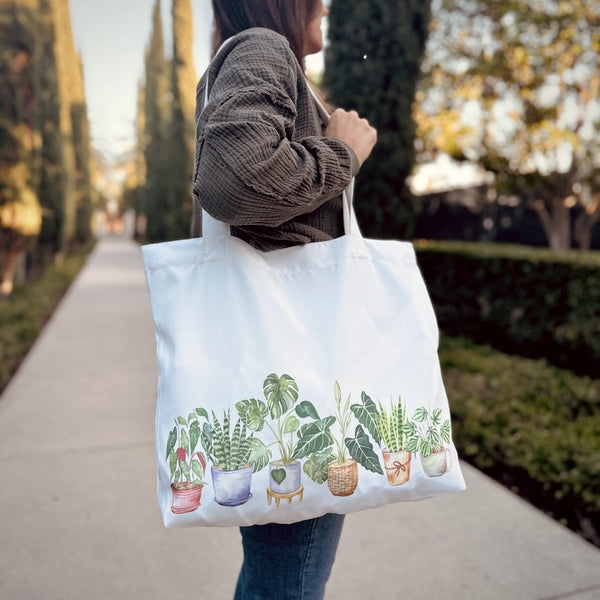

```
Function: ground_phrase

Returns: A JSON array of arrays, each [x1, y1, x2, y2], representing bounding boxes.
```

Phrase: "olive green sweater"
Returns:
[[191, 28, 359, 250]]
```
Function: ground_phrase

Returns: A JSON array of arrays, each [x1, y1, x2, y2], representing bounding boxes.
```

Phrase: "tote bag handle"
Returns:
[[200, 37, 359, 240], [308, 86, 359, 237]]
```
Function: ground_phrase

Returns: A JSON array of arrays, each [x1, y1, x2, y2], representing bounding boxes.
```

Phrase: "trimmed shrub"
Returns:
[[416, 240, 600, 377], [440, 335, 600, 546]]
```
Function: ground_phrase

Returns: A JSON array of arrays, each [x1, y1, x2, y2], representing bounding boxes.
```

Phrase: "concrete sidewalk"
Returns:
[[1, 235, 599, 600]]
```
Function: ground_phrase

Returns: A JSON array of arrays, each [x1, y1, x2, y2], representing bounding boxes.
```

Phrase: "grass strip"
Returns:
[[0, 245, 94, 394]]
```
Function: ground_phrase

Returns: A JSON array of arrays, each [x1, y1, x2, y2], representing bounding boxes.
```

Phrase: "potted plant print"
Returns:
[[405, 406, 452, 477], [236, 373, 334, 504], [165, 412, 208, 514], [351, 392, 411, 486], [199, 409, 270, 507], [323, 381, 382, 496], [376, 396, 412, 485]]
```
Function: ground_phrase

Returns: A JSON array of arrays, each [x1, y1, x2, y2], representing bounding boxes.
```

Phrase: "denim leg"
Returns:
[[233, 513, 345, 600]]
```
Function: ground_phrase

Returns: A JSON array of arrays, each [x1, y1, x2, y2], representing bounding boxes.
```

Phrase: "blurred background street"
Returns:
[[1, 0, 600, 597]]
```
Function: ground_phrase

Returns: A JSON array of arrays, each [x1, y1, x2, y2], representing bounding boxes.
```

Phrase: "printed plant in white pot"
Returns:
[[165, 412, 208, 514], [405, 407, 452, 477], [199, 409, 270, 506], [236, 373, 334, 500]]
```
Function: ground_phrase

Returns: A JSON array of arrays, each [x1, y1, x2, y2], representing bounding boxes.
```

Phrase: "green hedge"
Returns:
[[415, 241, 600, 378], [440, 335, 600, 546], [0, 246, 92, 394]]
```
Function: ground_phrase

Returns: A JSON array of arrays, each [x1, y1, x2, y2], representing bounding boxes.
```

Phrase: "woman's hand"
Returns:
[[324, 109, 377, 168]]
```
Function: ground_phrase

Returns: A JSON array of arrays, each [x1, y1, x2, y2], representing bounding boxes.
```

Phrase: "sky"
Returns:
[[69, 0, 213, 162], [69, 0, 325, 165]]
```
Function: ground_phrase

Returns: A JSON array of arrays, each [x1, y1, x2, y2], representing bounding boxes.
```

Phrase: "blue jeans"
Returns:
[[233, 514, 345, 600]]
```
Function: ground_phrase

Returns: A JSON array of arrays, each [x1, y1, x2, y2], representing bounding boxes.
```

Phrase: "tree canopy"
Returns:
[[0, 0, 94, 295], [415, 0, 600, 250]]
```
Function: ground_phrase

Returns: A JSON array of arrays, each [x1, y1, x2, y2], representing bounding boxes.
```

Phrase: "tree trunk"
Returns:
[[573, 193, 600, 250], [0, 249, 21, 297], [534, 196, 571, 251], [0, 228, 29, 298]]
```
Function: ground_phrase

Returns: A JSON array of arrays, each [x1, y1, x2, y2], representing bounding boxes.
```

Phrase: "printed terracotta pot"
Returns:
[[327, 459, 358, 496], [381, 449, 411, 486], [170, 483, 204, 514], [211, 464, 253, 506], [420, 447, 451, 477], [269, 460, 302, 494]]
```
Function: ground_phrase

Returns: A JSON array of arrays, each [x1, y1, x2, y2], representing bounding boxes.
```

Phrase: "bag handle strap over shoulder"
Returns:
[[306, 86, 359, 236], [200, 39, 234, 239], [199, 37, 359, 240]]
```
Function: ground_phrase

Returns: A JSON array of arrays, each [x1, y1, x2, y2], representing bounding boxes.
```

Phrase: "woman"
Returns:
[[192, 1, 377, 598]]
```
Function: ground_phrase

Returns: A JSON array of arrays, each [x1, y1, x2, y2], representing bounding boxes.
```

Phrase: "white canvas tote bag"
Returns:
[[141, 181, 466, 528]]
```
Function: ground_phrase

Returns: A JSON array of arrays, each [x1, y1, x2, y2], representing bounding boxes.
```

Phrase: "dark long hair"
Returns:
[[211, 0, 319, 63]]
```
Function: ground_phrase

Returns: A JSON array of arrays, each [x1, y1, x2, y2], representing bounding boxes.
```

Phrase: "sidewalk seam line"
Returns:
[[0, 440, 154, 459], [536, 584, 600, 600]]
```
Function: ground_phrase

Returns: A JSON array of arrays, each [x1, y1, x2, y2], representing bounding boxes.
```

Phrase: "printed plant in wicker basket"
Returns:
[[405, 406, 452, 477], [199, 409, 270, 506], [351, 393, 411, 486], [236, 373, 335, 497], [304, 382, 382, 497], [165, 411, 208, 513], [326, 381, 359, 496]]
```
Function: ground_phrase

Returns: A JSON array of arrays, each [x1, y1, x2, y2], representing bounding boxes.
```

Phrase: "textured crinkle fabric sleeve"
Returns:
[[193, 30, 357, 228]]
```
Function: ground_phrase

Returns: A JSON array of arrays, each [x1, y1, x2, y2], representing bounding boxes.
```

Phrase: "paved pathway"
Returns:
[[1, 235, 599, 600]]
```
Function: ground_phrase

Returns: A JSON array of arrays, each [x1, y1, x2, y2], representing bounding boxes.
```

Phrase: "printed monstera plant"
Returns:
[[235, 373, 336, 492]]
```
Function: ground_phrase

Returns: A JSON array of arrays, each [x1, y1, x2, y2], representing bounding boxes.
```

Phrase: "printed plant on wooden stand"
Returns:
[[236, 373, 334, 506]]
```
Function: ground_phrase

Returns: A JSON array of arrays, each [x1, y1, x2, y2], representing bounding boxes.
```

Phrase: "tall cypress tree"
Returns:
[[36, 0, 67, 258], [131, 81, 146, 234], [169, 0, 197, 239], [2, 0, 93, 288], [0, 1, 42, 295], [40, 0, 79, 257], [122, 81, 147, 239], [324, 0, 431, 239], [71, 53, 94, 244], [143, 0, 172, 242]]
